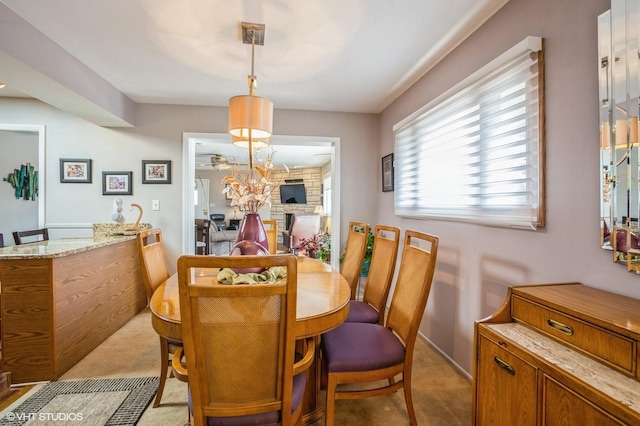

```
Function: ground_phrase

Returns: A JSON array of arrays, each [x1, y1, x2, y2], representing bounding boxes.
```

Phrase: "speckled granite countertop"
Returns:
[[0, 236, 136, 259]]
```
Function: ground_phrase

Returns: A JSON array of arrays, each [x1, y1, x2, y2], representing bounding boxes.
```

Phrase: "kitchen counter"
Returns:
[[0, 236, 146, 383], [0, 235, 135, 259]]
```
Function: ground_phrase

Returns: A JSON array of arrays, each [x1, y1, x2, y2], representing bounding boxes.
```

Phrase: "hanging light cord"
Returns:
[[248, 30, 257, 96], [246, 29, 257, 168]]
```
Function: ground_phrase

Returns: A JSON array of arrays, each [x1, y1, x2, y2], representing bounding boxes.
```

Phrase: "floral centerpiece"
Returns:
[[299, 232, 331, 262], [221, 149, 275, 214], [221, 149, 276, 260]]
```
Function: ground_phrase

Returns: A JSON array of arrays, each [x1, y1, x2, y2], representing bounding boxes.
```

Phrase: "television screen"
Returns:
[[279, 184, 307, 204]]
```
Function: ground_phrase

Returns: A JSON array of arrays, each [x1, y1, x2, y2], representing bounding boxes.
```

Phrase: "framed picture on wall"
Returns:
[[60, 158, 92, 183], [102, 171, 133, 195], [224, 183, 233, 201], [142, 160, 171, 184], [382, 153, 394, 192]]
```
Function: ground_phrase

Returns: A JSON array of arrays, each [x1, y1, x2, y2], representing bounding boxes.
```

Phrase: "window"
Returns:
[[323, 174, 332, 215], [393, 37, 545, 230]]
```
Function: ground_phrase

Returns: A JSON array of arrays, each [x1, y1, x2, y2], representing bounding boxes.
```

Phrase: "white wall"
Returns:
[[380, 0, 624, 377], [0, 98, 379, 273]]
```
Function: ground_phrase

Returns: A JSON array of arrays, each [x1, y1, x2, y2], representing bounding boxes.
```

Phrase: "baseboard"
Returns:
[[0, 372, 10, 401], [417, 332, 472, 382]]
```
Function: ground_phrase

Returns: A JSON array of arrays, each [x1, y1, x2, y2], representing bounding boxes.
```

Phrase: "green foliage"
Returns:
[[364, 230, 374, 263], [300, 232, 331, 262], [316, 236, 331, 262]]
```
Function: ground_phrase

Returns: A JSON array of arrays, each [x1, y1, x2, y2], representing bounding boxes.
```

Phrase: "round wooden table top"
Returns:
[[150, 256, 351, 341]]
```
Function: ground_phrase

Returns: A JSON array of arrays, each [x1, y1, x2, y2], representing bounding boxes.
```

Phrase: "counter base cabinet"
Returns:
[[542, 375, 624, 426], [476, 335, 537, 425], [0, 239, 146, 383], [473, 283, 640, 425]]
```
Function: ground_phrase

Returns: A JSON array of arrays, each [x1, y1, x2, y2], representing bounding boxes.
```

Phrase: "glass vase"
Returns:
[[234, 213, 269, 253], [231, 213, 269, 274]]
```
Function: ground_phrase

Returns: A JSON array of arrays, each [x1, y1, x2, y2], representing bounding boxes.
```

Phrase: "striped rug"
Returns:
[[0, 377, 158, 426]]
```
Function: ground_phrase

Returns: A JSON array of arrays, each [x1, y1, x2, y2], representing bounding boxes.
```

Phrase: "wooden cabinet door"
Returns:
[[476, 335, 537, 425], [542, 375, 623, 425]]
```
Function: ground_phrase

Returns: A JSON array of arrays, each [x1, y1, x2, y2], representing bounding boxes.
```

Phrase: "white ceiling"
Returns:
[[0, 0, 507, 168]]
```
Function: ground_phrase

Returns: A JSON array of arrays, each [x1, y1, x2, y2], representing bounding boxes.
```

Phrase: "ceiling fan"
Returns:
[[195, 153, 242, 170]]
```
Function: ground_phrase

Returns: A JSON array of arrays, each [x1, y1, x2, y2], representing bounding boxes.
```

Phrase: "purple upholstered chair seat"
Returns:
[[321, 322, 405, 372], [345, 300, 380, 324], [187, 373, 307, 426]]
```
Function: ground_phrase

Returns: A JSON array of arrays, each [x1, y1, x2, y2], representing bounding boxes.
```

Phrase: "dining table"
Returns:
[[149, 255, 351, 424]]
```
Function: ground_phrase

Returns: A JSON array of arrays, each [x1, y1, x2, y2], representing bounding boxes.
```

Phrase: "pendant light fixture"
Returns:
[[231, 135, 270, 150], [228, 22, 273, 164]]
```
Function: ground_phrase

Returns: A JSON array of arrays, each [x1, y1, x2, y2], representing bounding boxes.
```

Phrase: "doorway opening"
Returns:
[[0, 124, 45, 245], [182, 132, 341, 269]]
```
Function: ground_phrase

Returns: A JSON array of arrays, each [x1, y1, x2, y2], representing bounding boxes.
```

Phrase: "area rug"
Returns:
[[0, 377, 158, 426]]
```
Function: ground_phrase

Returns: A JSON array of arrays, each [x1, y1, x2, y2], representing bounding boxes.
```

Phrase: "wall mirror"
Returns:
[[599, 0, 640, 273]]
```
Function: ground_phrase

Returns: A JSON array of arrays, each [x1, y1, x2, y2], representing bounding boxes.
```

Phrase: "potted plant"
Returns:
[[299, 232, 331, 262], [360, 230, 374, 276]]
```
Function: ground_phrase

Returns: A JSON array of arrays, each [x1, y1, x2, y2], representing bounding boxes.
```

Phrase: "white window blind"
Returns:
[[393, 37, 545, 230]]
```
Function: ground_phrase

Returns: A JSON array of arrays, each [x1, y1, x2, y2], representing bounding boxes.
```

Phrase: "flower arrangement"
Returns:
[[299, 232, 331, 262], [221, 150, 275, 214]]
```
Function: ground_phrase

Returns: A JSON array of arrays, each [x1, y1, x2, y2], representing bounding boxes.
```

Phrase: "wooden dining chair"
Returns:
[[13, 228, 49, 245], [340, 221, 370, 299], [263, 219, 277, 254], [136, 228, 180, 408], [172, 254, 314, 426], [345, 225, 400, 324], [282, 213, 321, 254], [321, 230, 439, 426]]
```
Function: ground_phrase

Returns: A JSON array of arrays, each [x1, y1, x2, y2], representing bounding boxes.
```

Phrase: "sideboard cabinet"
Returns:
[[473, 283, 640, 425]]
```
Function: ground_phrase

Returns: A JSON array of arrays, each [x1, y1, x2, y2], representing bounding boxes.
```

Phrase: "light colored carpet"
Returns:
[[28, 308, 471, 425]]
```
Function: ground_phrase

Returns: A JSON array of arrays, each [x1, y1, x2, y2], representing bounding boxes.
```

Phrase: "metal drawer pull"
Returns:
[[494, 356, 515, 375], [546, 318, 574, 335]]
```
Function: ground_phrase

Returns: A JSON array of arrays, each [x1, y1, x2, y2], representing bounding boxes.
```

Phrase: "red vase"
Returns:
[[234, 213, 269, 253], [232, 213, 269, 274]]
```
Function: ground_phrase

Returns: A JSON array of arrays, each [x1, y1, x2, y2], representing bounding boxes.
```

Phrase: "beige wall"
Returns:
[[379, 0, 627, 376], [0, 98, 378, 273]]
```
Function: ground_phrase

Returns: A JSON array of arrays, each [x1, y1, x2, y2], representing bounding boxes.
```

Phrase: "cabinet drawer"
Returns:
[[512, 295, 635, 374]]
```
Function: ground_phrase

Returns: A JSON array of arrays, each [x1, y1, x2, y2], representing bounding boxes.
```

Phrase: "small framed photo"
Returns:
[[142, 160, 171, 184], [224, 183, 233, 201], [382, 153, 394, 192], [102, 171, 133, 195], [60, 158, 92, 183]]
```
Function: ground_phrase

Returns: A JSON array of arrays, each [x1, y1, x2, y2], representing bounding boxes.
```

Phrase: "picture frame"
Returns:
[[382, 153, 394, 192], [59, 158, 92, 183], [224, 183, 233, 201], [142, 160, 171, 184], [102, 171, 133, 195]]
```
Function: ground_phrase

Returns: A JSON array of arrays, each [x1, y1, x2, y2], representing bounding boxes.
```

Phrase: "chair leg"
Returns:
[[324, 373, 338, 426], [153, 336, 170, 408], [403, 372, 417, 426]]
